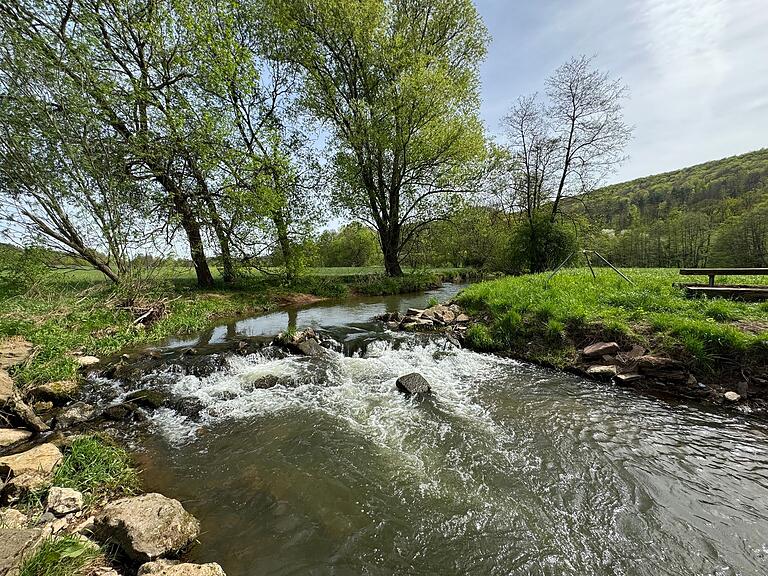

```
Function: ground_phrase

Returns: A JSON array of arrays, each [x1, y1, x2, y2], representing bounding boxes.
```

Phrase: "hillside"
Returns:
[[573, 148, 768, 267]]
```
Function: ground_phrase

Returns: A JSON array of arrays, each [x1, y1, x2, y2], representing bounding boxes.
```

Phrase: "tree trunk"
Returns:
[[171, 190, 214, 288], [272, 209, 298, 284], [380, 227, 403, 277]]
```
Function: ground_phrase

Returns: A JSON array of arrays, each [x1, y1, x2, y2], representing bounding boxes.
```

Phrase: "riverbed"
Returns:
[[94, 284, 768, 576]]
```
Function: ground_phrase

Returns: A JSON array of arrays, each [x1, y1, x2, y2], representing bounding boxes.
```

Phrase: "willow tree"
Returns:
[[267, 0, 487, 276]]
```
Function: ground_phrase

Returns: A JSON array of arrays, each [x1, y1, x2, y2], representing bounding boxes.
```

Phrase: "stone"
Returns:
[[0, 338, 34, 370], [0, 528, 42, 576], [47, 487, 84, 516], [582, 342, 620, 358], [30, 380, 79, 404], [94, 493, 200, 563], [0, 509, 28, 529], [455, 314, 471, 323], [0, 429, 32, 448], [405, 308, 424, 318], [0, 369, 15, 404], [72, 515, 96, 535], [0, 443, 62, 479], [625, 344, 646, 359], [396, 373, 431, 396], [76, 356, 101, 367], [635, 355, 688, 382], [586, 365, 618, 378], [614, 373, 644, 384], [724, 391, 741, 402], [102, 403, 139, 421], [32, 401, 54, 413], [56, 401, 97, 427], [138, 560, 226, 576], [294, 339, 327, 357], [125, 390, 167, 410], [736, 381, 749, 398], [93, 568, 121, 576]]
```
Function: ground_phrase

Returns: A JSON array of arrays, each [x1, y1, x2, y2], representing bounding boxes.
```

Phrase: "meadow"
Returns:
[[457, 268, 768, 376]]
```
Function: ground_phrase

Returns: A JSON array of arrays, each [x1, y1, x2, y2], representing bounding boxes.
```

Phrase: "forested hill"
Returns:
[[575, 148, 768, 267]]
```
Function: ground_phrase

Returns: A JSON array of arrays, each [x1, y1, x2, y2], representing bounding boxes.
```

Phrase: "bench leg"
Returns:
[[709, 275, 715, 287]]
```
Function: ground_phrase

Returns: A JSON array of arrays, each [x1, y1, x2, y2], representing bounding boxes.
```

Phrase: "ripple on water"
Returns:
[[107, 334, 768, 576]]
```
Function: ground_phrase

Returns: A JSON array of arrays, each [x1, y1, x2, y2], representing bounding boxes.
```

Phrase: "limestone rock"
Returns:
[[582, 342, 620, 358], [0, 443, 62, 479], [405, 308, 424, 318], [0, 509, 28, 529], [614, 373, 643, 385], [0, 529, 42, 576], [138, 560, 226, 576], [0, 338, 34, 370], [76, 356, 101, 367], [724, 391, 741, 402], [30, 380, 79, 404], [94, 493, 200, 562], [636, 356, 688, 381], [47, 486, 84, 516], [0, 429, 32, 448], [586, 365, 618, 378], [455, 314, 470, 323], [0, 369, 14, 404], [396, 373, 431, 396], [56, 402, 97, 428]]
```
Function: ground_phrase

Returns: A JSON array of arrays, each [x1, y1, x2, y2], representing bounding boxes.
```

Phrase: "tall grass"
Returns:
[[19, 536, 101, 576]]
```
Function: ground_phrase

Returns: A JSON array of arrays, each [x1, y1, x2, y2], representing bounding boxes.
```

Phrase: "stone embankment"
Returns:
[[381, 303, 757, 411], [0, 338, 227, 576]]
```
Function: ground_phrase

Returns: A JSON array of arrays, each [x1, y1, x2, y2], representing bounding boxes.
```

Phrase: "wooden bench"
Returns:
[[678, 268, 768, 301]]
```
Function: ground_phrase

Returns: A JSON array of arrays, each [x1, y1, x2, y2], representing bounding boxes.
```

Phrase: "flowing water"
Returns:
[[95, 285, 768, 576]]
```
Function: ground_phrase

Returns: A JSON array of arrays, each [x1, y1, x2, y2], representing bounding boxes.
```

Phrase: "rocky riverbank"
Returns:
[[379, 303, 767, 416], [1, 341, 227, 576]]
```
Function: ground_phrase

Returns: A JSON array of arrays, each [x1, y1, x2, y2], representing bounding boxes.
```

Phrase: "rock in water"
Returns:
[[56, 401, 97, 427], [582, 342, 620, 358], [30, 380, 79, 404], [47, 486, 84, 516], [0, 529, 42, 575], [94, 493, 200, 562], [396, 373, 431, 396], [138, 560, 227, 576], [724, 391, 741, 402]]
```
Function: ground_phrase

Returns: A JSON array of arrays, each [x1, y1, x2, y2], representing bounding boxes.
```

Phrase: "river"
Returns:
[[93, 284, 768, 576]]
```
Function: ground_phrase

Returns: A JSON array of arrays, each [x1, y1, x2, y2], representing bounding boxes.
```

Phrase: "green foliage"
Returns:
[[352, 273, 441, 296], [577, 148, 768, 267], [52, 436, 140, 503], [313, 224, 382, 268], [0, 247, 53, 295], [427, 296, 440, 308], [465, 324, 500, 352], [19, 535, 101, 576], [509, 214, 578, 273]]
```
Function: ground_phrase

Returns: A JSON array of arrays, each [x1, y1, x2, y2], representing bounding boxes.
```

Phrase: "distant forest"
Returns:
[[578, 148, 768, 268]]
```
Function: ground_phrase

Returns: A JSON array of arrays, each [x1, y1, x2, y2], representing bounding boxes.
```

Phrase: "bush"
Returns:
[[509, 214, 578, 273]]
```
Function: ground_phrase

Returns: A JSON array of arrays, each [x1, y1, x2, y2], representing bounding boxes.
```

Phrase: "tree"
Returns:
[[267, 0, 488, 276], [497, 56, 632, 271]]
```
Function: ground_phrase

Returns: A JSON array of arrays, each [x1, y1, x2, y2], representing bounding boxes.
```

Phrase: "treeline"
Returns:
[[579, 149, 768, 267]]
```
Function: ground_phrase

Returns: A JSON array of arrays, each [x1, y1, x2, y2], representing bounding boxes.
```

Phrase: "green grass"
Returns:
[[19, 535, 101, 576], [51, 436, 140, 504], [456, 268, 768, 374]]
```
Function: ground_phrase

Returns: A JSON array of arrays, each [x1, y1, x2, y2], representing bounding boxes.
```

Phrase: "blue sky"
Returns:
[[475, 0, 768, 183]]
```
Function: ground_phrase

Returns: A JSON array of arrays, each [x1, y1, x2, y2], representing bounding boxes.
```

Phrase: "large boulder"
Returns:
[[94, 493, 200, 563], [0, 429, 32, 449], [138, 560, 226, 576], [0, 528, 42, 576], [396, 373, 431, 396], [47, 486, 84, 516]]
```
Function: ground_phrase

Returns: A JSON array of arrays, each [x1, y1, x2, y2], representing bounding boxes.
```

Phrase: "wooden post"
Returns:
[[709, 275, 715, 287]]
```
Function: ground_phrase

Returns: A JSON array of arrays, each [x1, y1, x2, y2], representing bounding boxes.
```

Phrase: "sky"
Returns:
[[475, 0, 768, 183]]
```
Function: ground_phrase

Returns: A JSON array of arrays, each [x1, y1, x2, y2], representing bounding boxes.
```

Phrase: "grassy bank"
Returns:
[[456, 269, 768, 379], [0, 267, 474, 387]]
